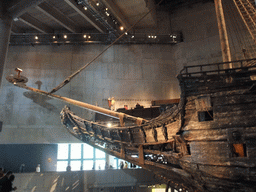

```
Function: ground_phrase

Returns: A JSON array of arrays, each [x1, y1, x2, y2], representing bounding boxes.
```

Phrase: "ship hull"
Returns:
[[60, 58, 256, 191]]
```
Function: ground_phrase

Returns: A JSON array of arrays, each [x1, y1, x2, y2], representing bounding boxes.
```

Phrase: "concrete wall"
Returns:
[[0, 44, 178, 144], [0, 1, 228, 144], [11, 169, 158, 192], [0, 144, 57, 172]]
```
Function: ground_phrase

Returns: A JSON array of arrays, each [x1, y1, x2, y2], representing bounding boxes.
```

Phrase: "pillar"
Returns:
[[0, 14, 12, 88]]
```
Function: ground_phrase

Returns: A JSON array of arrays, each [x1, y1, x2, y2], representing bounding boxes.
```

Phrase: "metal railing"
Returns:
[[179, 58, 256, 77]]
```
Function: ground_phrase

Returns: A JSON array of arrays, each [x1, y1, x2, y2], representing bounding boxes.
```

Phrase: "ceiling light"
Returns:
[[53, 35, 56, 39], [88, 35, 91, 38], [64, 35, 67, 39], [125, 32, 128, 35], [173, 35, 177, 38], [96, 2, 99, 6], [83, 35, 87, 38], [120, 26, 124, 31], [148, 35, 151, 38], [35, 36, 38, 40], [131, 35, 134, 38], [83, 6, 87, 10], [105, 8, 108, 11], [154, 36, 157, 38]]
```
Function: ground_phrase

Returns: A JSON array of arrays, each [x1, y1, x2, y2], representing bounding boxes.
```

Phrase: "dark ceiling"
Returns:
[[3, 0, 213, 45]]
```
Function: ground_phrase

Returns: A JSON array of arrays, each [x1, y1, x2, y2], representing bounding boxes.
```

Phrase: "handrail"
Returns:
[[179, 57, 256, 77]]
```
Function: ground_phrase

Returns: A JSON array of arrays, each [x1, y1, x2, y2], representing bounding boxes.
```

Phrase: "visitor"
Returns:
[[1, 174, 17, 192], [120, 161, 124, 169], [66, 164, 71, 172], [36, 164, 40, 172], [124, 162, 128, 169], [19, 164, 25, 173], [0, 171, 13, 191]]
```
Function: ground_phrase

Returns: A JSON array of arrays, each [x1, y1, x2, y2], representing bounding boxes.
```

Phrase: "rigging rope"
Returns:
[[50, 0, 164, 94], [232, 0, 256, 58], [226, 0, 256, 59]]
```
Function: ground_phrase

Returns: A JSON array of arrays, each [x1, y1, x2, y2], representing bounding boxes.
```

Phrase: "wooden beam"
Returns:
[[138, 145, 145, 164], [64, 0, 107, 33], [8, 0, 46, 18], [19, 13, 53, 33], [36, 2, 80, 33]]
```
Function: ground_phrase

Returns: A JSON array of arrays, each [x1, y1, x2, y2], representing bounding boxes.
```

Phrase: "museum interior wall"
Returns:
[[0, 1, 223, 145]]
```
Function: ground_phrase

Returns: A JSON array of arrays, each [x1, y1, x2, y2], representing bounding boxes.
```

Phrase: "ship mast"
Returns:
[[214, 0, 232, 69]]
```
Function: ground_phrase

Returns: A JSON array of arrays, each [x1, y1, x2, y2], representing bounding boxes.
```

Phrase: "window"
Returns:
[[198, 111, 213, 122], [57, 161, 68, 172], [57, 144, 69, 159], [71, 144, 81, 159], [57, 143, 107, 171], [232, 143, 247, 157]]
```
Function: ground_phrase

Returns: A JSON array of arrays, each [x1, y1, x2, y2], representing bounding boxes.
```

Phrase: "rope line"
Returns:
[[50, 0, 164, 94]]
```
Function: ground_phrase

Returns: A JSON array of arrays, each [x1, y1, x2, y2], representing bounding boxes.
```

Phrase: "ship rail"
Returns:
[[179, 57, 256, 77]]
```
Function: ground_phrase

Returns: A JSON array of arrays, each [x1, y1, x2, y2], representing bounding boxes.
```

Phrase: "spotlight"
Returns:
[[64, 35, 67, 39], [154, 36, 157, 38], [148, 35, 151, 38], [131, 35, 134, 38], [83, 34, 87, 38], [53, 35, 56, 39], [105, 8, 108, 10], [125, 32, 128, 35], [88, 35, 91, 38], [83, 6, 87, 10], [120, 26, 124, 31], [96, 2, 99, 6], [35, 36, 38, 40]]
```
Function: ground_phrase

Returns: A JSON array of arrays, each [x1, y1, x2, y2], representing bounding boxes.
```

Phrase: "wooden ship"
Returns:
[[5, 0, 256, 191]]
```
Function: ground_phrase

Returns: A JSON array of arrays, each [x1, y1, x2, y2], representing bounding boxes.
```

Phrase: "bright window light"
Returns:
[[96, 149, 105, 158], [57, 161, 68, 172], [95, 160, 105, 170], [70, 160, 81, 171], [57, 144, 69, 159], [83, 144, 93, 159], [71, 144, 81, 159], [83, 160, 94, 170]]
